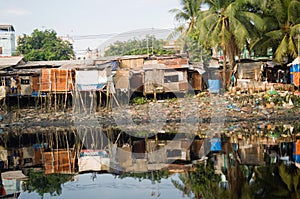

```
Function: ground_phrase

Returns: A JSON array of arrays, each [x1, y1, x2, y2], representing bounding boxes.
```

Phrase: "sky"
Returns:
[[0, 0, 182, 54]]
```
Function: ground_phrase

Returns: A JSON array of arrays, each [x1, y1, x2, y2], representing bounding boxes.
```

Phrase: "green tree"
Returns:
[[22, 170, 74, 198], [104, 36, 175, 56], [198, 0, 264, 87], [253, 0, 300, 63], [17, 29, 75, 61]]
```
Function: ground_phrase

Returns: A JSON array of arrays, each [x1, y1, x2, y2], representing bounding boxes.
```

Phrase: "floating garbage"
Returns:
[[227, 104, 241, 112]]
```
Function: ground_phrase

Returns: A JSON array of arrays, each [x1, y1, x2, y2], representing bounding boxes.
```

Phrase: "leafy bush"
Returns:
[[130, 97, 148, 105]]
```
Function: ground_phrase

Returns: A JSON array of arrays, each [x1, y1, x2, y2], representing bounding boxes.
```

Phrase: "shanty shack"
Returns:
[[143, 57, 189, 94], [118, 55, 147, 69], [188, 63, 206, 92], [115, 69, 144, 93], [39, 68, 74, 92], [14, 60, 84, 95], [75, 68, 108, 91]]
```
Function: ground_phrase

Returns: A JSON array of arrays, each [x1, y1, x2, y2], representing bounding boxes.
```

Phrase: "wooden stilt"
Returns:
[[79, 91, 86, 113], [99, 91, 102, 110], [89, 91, 93, 114], [106, 83, 109, 110]]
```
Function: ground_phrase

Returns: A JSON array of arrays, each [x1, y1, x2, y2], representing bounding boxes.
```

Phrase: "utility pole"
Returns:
[[146, 34, 149, 57], [152, 34, 154, 56]]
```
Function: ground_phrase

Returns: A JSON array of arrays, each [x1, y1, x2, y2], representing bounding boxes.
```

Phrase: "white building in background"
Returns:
[[0, 25, 16, 56]]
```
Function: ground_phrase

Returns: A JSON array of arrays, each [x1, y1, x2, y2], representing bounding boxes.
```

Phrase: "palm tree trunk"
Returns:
[[223, 49, 227, 90]]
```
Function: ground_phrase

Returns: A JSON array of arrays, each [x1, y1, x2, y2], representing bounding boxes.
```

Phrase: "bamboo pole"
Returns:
[[89, 91, 93, 114], [99, 91, 102, 110], [79, 91, 86, 113], [64, 70, 69, 110], [106, 83, 110, 110]]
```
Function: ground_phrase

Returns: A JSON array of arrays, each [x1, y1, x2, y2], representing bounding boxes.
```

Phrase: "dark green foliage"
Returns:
[[251, 163, 300, 199], [104, 36, 175, 56], [130, 97, 148, 105], [172, 160, 222, 199], [22, 170, 73, 198], [17, 29, 75, 61], [119, 170, 170, 183]]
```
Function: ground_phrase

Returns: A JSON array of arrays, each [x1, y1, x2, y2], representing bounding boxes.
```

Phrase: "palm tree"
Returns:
[[170, 0, 202, 35], [253, 0, 300, 63], [169, 0, 203, 55], [198, 0, 264, 87]]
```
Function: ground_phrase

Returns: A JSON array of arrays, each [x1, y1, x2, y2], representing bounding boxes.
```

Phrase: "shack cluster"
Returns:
[[0, 55, 299, 110]]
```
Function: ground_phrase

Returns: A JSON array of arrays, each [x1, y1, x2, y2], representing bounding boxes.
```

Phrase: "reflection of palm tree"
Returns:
[[172, 161, 222, 199], [252, 163, 300, 198], [172, 171, 200, 198]]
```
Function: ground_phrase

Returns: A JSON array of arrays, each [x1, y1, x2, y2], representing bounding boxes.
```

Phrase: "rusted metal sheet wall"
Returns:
[[191, 72, 202, 90], [157, 58, 188, 68], [43, 150, 75, 174], [31, 76, 40, 92], [120, 58, 144, 69], [40, 69, 73, 92], [40, 69, 51, 91]]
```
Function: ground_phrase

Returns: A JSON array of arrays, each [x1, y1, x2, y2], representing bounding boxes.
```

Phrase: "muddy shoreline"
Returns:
[[2, 91, 300, 132]]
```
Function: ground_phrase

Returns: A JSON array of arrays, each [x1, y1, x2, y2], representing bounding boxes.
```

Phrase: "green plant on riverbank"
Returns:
[[130, 97, 148, 105], [167, 97, 178, 103], [291, 95, 300, 107]]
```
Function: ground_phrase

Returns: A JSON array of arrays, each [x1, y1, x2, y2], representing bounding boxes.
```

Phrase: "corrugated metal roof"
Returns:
[[15, 59, 85, 69], [0, 56, 23, 70], [143, 63, 188, 70], [95, 55, 148, 62]]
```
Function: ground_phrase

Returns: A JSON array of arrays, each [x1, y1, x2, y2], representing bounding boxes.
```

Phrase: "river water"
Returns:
[[0, 120, 300, 199]]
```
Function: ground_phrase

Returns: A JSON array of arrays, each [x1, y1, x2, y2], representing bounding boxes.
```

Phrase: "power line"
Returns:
[[71, 28, 174, 40]]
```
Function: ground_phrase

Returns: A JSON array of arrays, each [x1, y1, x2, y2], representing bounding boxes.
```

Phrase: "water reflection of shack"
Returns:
[[238, 144, 265, 166], [1, 170, 27, 197], [0, 146, 8, 170], [78, 149, 110, 173], [43, 149, 75, 174], [113, 135, 192, 173], [147, 139, 191, 163]]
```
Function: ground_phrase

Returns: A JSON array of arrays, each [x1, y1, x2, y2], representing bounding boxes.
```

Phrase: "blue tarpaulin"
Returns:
[[210, 137, 222, 152]]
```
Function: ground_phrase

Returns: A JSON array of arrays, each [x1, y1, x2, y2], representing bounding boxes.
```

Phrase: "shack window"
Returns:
[[164, 75, 178, 83], [21, 78, 30, 84]]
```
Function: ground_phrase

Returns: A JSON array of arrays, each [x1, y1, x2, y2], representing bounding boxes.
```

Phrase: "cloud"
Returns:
[[4, 8, 30, 16]]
